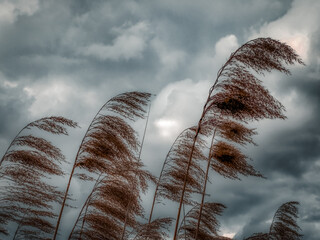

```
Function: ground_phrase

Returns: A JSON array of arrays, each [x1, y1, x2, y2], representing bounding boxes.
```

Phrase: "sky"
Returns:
[[0, 0, 319, 239]]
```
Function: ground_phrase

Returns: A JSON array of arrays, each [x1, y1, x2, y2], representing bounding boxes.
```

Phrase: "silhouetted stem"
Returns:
[[53, 159, 78, 239], [12, 211, 29, 240], [138, 104, 151, 160], [12, 219, 22, 240], [172, 45, 243, 239], [79, 175, 103, 240], [12, 224, 19, 240], [173, 122, 201, 240], [173, 85, 217, 240], [0, 125, 28, 166], [120, 104, 151, 240], [268, 209, 277, 236], [194, 127, 218, 239], [68, 174, 103, 240], [183, 203, 186, 239], [148, 130, 187, 223], [68, 197, 89, 240], [53, 101, 111, 240], [120, 202, 130, 240], [178, 203, 199, 234], [148, 182, 160, 223]]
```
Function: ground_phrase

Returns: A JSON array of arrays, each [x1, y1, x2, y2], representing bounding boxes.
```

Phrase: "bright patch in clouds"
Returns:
[[214, 34, 239, 62], [23, 81, 72, 117], [0, 0, 39, 24], [284, 34, 309, 61], [0, 72, 18, 88], [152, 78, 210, 139], [222, 232, 235, 238], [250, 0, 320, 63], [80, 21, 150, 61], [23, 77, 97, 118], [155, 118, 179, 137]]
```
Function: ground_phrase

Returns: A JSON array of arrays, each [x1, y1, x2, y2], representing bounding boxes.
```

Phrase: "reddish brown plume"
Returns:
[[268, 201, 302, 240], [244, 201, 302, 240], [178, 202, 226, 240], [146, 38, 304, 239], [0, 37, 305, 239], [0, 117, 78, 239], [132, 218, 173, 240], [52, 92, 155, 240], [244, 233, 269, 240], [194, 38, 303, 239], [152, 128, 207, 206]]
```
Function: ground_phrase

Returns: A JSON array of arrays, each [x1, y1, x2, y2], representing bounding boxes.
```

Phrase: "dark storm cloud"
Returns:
[[0, 0, 158, 89], [228, 71, 320, 238], [0, 0, 294, 88], [0, 84, 33, 153], [2, 0, 294, 125], [229, 3, 320, 236], [256, 125, 320, 177], [227, 77, 320, 236]]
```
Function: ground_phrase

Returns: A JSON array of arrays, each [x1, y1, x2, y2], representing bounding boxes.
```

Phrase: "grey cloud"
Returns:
[[256, 126, 320, 177], [0, 0, 319, 239], [0, 85, 33, 152], [0, 0, 294, 86], [231, 20, 320, 237]]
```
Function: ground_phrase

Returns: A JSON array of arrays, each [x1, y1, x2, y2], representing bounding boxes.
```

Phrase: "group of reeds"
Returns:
[[0, 37, 304, 239]]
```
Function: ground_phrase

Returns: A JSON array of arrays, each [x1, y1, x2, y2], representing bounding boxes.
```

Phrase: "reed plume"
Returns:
[[194, 38, 304, 239], [0, 117, 78, 239], [149, 37, 303, 239], [244, 233, 269, 240], [128, 217, 173, 240], [244, 201, 302, 240], [147, 125, 211, 238], [68, 95, 171, 240], [211, 237, 232, 240], [268, 201, 302, 240], [53, 92, 153, 239], [152, 128, 207, 206], [69, 170, 153, 240], [0, 38, 304, 239], [178, 202, 226, 240]]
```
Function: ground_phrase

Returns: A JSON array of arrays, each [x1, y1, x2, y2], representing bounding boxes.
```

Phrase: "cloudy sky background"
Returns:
[[0, 0, 319, 239]]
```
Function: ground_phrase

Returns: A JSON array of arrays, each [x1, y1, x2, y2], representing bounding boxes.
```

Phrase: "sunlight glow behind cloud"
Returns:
[[155, 118, 179, 138], [222, 232, 235, 238], [250, 0, 320, 63]]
